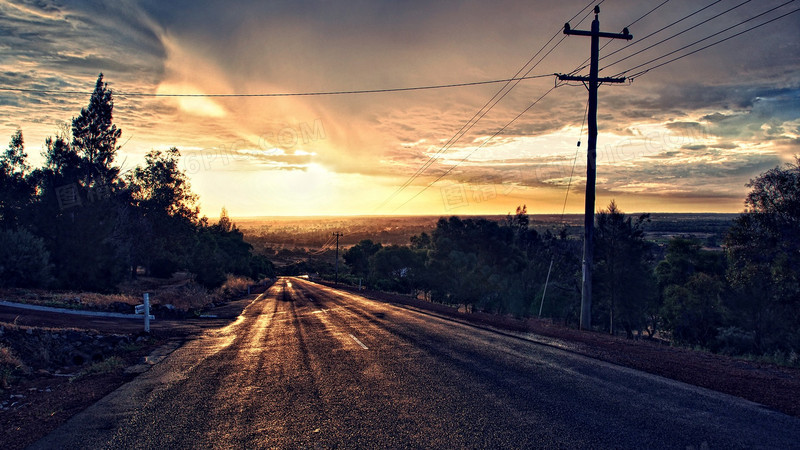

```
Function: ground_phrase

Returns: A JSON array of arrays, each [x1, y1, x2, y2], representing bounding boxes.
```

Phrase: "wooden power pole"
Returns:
[[333, 232, 344, 284], [558, 6, 631, 330]]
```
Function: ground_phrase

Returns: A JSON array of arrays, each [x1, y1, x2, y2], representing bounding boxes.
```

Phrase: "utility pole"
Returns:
[[333, 232, 343, 284], [558, 6, 631, 330]]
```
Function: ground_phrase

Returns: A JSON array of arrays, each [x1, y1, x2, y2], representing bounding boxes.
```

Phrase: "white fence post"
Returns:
[[144, 293, 151, 333]]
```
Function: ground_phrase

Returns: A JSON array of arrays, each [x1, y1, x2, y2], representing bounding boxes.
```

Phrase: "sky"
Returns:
[[1, 0, 798, 217]]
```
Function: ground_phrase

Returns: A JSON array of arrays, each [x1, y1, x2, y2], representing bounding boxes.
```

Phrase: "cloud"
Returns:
[[0, 0, 799, 215]]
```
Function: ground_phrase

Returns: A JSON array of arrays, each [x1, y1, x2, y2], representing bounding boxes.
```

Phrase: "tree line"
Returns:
[[2, 75, 796, 360], [0, 74, 273, 292], [342, 161, 800, 359]]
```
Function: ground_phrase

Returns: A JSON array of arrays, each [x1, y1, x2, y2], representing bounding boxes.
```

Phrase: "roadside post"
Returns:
[[143, 293, 151, 333]]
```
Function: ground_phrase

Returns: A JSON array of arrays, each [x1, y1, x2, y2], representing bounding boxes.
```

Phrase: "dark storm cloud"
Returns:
[[0, 0, 164, 74]]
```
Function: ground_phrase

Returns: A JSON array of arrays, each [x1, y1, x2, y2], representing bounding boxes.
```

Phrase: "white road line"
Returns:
[[349, 333, 368, 350]]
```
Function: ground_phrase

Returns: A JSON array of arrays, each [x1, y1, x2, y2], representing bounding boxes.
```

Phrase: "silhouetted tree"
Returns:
[[0, 130, 35, 230], [0, 74, 273, 293], [409, 232, 431, 249], [127, 147, 199, 276], [217, 207, 233, 233], [593, 201, 657, 338], [661, 273, 726, 347], [427, 216, 526, 313], [343, 239, 382, 279], [370, 245, 426, 294], [725, 157, 800, 352], [188, 209, 258, 288], [72, 73, 122, 188], [655, 237, 727, 342], [0, 228, 51, 288], [25, 80, 129, 292]]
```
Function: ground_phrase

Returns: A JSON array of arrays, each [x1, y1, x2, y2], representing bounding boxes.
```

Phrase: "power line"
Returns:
[[560, 98, 589, 223], [630, 0, 674, 28], [308, 234, 337, 255], [570, 0, 674, 75], [392, 84, 561, 213], [0, 74, 555, 98], [600, 0, 756, 73], [376, 1, 599, 210], [571, 0, 727, 74], [393, 1, 800, 213], [376, 0, 603, 212], [617, 2, 800, 79]]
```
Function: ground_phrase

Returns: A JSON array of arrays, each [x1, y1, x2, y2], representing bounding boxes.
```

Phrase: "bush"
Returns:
[[0, 228, 51, 288], [660, 273, 725, 347], [0, 343, 27, 389], [193, 265, 227, 290], [711, 326, 756, 355], [213, 275, 253, 303], [151, 257, 179, 278], [70, 356, 125, 382], [150, 281, 212, 312], [249, 254, 275, 279]]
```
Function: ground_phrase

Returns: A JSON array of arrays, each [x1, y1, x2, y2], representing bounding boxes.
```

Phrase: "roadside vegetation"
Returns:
[[0, 75, 277, 400], [0, 74, 273, 299], [331, 161, 800, 365]]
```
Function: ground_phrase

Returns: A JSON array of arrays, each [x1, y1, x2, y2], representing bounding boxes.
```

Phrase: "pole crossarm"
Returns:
[[563, 28, 633, 40], [557, 74, 627, 83]]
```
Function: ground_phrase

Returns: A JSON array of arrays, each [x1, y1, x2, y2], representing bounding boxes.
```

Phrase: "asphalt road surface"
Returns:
[[32, 277, 800, 449]]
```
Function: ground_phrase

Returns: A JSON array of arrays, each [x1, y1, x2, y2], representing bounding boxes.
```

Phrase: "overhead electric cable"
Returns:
[[560, 98, 589, 222], [600, 0, 757, 72], [392, 85, 561, 213], [571, 0, 727, 74], [0, 74, 555, 98], [570, 0, 675, 75], [376, 0, 604, 211], [616, 2, 800, 79]]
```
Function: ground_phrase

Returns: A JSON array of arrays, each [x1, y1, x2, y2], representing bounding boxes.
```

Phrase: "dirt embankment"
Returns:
[[0, 322, 156, 449], [0, 287, 268, 450]]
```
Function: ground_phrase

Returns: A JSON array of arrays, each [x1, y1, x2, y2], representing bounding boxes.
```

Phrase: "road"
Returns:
[[32, 277, 800, 449]]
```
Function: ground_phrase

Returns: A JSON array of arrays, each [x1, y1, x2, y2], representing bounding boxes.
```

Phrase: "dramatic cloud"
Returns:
[[0, 0, 798, 216]]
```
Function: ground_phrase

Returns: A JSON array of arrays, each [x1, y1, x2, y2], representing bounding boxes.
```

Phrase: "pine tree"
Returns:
[[0, 130, 35, 229], [72, 73, 122, 187]]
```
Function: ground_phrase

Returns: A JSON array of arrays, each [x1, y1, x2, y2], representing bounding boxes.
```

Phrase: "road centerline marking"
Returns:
[[349, 333, 368, 350]]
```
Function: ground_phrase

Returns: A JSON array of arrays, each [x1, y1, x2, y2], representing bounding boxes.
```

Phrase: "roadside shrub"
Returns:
[[151, 281, 212, 312], [151, 257, 179, 279], [0, 228, 51, 288], [660, 273, 726, 347], [740, 350, 800, 368], [193, 264, 227, 290], [213, 275, 253, 303], [249, 254, 275, 280], [74, 292, 139, 310], [711, 326, 756, 355], [0, 343, 28, 389], [70, 356, 125, 382]]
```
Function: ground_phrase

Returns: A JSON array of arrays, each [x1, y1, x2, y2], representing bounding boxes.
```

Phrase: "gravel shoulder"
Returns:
[[0, 294, 260, 450]]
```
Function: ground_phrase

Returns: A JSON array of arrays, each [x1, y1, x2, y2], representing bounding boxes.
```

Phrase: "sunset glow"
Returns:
[[1, 0, 798, 217]]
